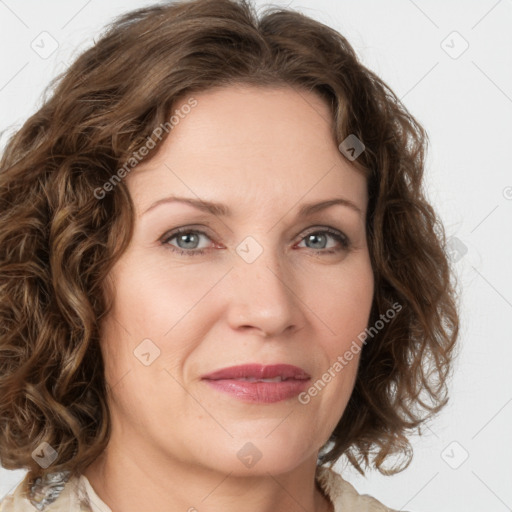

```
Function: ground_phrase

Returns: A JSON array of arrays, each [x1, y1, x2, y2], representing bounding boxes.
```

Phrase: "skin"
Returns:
[[84, 84, 374, 512]]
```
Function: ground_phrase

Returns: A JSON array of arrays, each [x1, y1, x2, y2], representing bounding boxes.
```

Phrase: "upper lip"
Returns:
[[201, 364, 311, 381]]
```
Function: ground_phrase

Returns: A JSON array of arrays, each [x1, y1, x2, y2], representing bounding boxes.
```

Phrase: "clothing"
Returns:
[[0, 465, 398, 511]]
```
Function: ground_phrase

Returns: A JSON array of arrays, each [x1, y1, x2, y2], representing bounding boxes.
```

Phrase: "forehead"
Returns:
[[168, 83, 335, 154], [127, 84, 367, 218]]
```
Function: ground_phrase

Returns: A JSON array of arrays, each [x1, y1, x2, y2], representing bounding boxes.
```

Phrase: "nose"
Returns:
[[225, 246, 305, 338]]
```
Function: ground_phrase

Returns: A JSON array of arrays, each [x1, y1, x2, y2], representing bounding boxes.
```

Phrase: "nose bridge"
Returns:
[[226, 234, 301, 336]]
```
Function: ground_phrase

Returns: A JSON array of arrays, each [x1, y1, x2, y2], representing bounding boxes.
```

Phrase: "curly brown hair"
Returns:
[[0, 0, 459, 480]]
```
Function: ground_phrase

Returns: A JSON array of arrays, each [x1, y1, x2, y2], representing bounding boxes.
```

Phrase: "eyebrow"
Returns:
[[142, 195, 363, 217]]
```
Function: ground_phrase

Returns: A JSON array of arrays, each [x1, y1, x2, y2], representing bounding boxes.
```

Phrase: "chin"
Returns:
[[197, 431, 317, 477]]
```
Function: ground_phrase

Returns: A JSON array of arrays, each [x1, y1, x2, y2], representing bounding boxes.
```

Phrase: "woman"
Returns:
[[0, 0, 459, 510]]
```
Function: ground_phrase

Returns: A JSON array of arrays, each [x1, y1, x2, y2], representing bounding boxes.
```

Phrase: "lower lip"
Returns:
[[203, 379, 310, 403]]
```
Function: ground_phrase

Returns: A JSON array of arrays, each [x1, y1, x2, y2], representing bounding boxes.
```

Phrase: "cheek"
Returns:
[[305, 255, 374, 351], [109, 250, 205, 333], [102, 251, 222, 378]]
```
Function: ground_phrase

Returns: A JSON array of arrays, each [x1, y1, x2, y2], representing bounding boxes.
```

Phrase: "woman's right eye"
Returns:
[[160, 228, 213, 256]]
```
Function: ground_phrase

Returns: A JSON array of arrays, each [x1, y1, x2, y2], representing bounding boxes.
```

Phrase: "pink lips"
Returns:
[[201, 364, 311, 403]]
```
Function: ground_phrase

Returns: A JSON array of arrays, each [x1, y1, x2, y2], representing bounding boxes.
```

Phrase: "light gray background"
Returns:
[[1, 1, 511, 511]]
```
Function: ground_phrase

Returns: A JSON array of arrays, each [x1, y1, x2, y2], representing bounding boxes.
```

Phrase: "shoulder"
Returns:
[[0, 470, 94, 512], [316, 465, 405, 512], [3, 466, 410, 512]]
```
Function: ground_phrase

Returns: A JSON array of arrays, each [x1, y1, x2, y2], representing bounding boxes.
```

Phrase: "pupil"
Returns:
[[307, 233, 326, 249], [178, 233, 198, 249]]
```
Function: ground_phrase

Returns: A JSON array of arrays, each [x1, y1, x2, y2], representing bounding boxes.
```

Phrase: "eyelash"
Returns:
[[160, 226, 351, 257]]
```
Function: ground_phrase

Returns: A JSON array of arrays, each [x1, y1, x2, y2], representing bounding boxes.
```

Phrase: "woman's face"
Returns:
[[99, 84, 374, 476]]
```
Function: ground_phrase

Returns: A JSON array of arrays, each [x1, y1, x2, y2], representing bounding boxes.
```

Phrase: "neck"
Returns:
[[83, 437, 332, 512]]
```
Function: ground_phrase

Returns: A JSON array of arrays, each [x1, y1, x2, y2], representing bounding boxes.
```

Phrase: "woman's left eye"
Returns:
[[296, 228, 350, 253], [160, 227, 350, 256]]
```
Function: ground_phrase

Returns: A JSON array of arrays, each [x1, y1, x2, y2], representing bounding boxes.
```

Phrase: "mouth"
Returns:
[[226, 376, 290, 382], [201, 364, 311, 403]]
